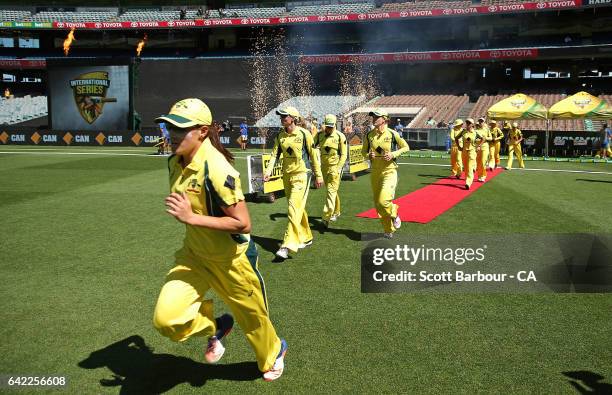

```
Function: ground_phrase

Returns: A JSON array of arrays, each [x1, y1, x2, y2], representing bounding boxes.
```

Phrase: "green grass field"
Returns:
[[1, 146, 611, 394]]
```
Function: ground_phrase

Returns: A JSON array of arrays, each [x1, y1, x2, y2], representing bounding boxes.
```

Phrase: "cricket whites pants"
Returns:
[[322, 165, 342, 221], [461, 149, 477, 187], [153, 241, 282, 372], [488, 141, 501, 168], [507, 143, 525, 169], [476, 143, 489, 180], [450, 146, 462, 176], [282, 172, 313, 252], [370, 166, 399, 234]]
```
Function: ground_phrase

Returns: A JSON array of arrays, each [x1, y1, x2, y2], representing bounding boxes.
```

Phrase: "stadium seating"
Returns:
[[0, 95, 47, 125], [372, 95, 469, 128], [381, 1, 472, 12], [223, 7, 286, 18], [28, 11, 117, 22], [288, 3, 374, 16], [255, 95, 367, 127], [0, 10, 31, 21]]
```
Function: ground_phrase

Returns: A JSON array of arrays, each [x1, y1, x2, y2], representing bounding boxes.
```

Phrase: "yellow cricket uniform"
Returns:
[[507, 128, 525, 169], [153, 139, 281, 372], [457, 129, 477, 187], [265, 126, 322, 252], [362, 127, 410, 233], [488, 126, 503, 169], [314, 129, 347, 221], [449, 127, 463, 177], [475, 125, 492, 180]]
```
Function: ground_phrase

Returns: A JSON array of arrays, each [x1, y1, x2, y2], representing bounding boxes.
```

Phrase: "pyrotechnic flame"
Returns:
[[136, 34, 148, 57], [63, 28, 75, 56]]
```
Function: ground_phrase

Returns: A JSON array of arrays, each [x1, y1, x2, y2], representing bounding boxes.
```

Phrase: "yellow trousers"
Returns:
[[153, 241, 281, 372], [507, 143, 525, 169], [322, 165, 341, 221], [461, 149, 476, 187], [450, 146, 462, 176], [476, 143, 489, 180], [488, 141, 501, 168], [370, 167, 399, 234], [282, 172, 312, 252]]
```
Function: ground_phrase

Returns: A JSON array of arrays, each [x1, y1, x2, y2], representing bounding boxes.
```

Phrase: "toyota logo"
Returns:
[[488, 5, 497, 12], [536, 2, 546, 9], [131, 22, 138, 27], [318, 16, 326, 21], [168, 21, 175, 26], [400, 11, 408, 17], [279, 17, 286, 23], [57, 22, 64, 28], [95, 22, 101, 28], [491, 51, 501, 58], [204, 20, 211, 25], [393, 54, 403, 61], [441, 53, 450, 59], [443, 8, 452, 15], [358, 14, 366, 20], [241, 18, 248, 24]]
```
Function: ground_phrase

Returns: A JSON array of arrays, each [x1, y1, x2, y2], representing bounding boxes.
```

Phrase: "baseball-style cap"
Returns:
[[323, 114, 337, 127], [465, 118, 475, 124], [369, 108, 389, 119], [512, 122, 518, 127], [453, 119, 464, 127], [155, 98, 212, 128], [504, 121, 511, 127], [489, 120, 497, 124], [478, 117, 485, 122], [276, 106, 300, 118]]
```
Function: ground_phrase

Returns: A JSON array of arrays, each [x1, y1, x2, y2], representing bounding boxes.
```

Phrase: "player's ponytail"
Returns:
[[206, 122, 234, 164]]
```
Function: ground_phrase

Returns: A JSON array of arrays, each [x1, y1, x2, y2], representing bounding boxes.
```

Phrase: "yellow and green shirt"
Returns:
[[314, 129, 347, 170], [490, 127, 504, 142], [474, 125, 492, 146], [361, 127, 410, 170], [264, 126, 322, 179], [450, 127, 463, 148], [169, 139, 248, 261], [457, 129, 477, 152], [508, 128, 522, 143]]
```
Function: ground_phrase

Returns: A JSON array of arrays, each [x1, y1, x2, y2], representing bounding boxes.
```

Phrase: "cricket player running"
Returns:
[[456, 118, 477, 190], [152, 98, 287, 381], [506, 122, 525, 170], [487, 120, 503, 170], [362, 108, 410, 238], [263, 106, 323, 259], [313, 114, 348, 228], [449, 119, 464, 178], [475, 117, 492, 182]]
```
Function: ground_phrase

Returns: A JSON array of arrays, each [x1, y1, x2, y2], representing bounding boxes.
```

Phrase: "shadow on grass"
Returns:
[[562, 370, 612, 394], [417, 174, 447, 179], [78, 335, 259, 394], [268, 213, 361, 241], [576, 178, 612, 184]]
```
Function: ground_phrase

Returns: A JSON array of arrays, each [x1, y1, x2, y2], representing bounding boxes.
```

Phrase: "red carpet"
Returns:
[[356, 168, 504, 224]]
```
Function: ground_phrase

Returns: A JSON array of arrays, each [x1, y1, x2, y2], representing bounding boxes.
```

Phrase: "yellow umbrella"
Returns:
[[548, 91, 612, 119], [486, 93, 548, 120]]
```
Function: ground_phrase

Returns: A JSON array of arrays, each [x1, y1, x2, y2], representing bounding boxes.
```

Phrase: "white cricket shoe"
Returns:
[[263, 339, 288, 382], [298, 240, 313, 249], [393, 215, 401, 229], [275, 247, 289, 259]]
